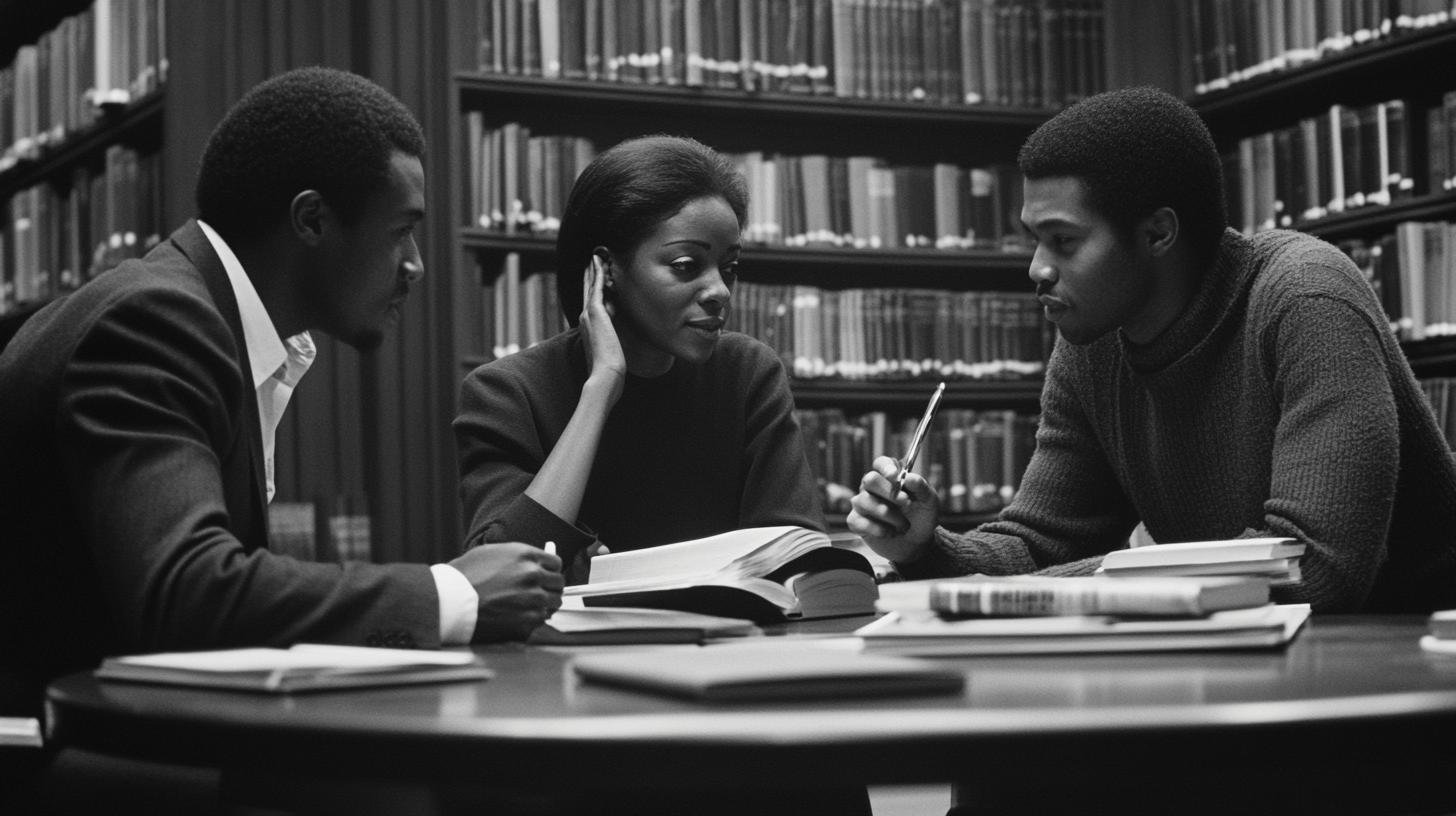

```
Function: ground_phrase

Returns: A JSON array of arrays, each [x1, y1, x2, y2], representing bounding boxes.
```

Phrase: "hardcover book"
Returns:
[[571, 643, 964, 701], [922, 575, 1271, 618], [857, 604, 1312, 657], [96, 644, 492, 693], [564, 525, 878, 623]]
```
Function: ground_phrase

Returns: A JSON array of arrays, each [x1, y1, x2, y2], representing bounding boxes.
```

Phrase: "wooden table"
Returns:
[[45, 615, 1456, 813]]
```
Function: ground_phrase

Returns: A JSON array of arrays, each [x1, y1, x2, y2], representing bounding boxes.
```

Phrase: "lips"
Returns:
[[686, 317, 725, 332], [1037, 293, 1069, 312]]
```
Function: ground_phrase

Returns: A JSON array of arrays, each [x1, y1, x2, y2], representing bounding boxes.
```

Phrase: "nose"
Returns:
[[699, 267, 732, 314], [1028, 250, 1056, 289], [401, 258, 424, 284]]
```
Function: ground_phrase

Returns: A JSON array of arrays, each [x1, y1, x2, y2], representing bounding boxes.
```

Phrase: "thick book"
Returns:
[[1420, 608, 1456, 655], [564, 526, 879, 623], [856, 604, 1312, 657], [1098, 537, 1305, 570], [96, 644, 492, 693], [571, 644, 965, 701], [1429, 609, 1456, 640], [527, 607, 761, 646], [923, 575, 1270, 618]]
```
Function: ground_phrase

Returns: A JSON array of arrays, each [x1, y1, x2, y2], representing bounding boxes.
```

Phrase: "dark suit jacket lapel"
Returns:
[[170, 220, 270, 520]]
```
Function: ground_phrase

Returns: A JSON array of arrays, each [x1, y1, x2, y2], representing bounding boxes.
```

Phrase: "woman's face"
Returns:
[[609, 195, 742, 375]]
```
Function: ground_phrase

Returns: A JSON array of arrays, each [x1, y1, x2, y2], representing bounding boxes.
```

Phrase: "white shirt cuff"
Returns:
[[430, 563, 479, 645]]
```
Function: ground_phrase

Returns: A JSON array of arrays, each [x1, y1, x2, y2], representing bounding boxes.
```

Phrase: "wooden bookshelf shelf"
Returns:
[[1193, 22, 1456, 143], [791, 378, 1042, 409], [1405, 337, 1456, 375], [0, 90, 164, 196], [459, 227, 1035, 290], [455, 72, 1051, 163], [1299, 192, 1456, 243]]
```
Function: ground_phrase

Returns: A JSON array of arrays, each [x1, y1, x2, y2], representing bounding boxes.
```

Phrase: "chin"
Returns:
[[342, 326, 387, 351]]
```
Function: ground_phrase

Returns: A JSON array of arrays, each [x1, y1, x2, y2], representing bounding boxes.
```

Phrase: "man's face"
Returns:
[[1020, 176, 1155, 345], [309, 150, 426, 349]]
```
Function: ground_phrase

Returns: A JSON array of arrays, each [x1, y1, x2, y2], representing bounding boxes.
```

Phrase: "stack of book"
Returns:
[[1097, 537, 1305, 584], [859, 574, 1310, 656], [1420, 609, 1456, 656]]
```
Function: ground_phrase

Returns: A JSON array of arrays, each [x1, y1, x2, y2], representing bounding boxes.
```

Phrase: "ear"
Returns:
[[1141, 207, 1179, 258], [289, 190, 328, 247], [592, 246, 615, 286]]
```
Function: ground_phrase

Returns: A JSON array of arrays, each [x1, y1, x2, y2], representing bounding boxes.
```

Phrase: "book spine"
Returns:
[[928, 582, 1201, 616]]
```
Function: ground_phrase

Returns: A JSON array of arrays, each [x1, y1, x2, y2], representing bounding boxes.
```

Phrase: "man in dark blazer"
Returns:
[[0, 67, 562, 811]]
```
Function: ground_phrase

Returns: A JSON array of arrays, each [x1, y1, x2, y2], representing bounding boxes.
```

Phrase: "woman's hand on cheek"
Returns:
[[581, 254, 627, 400]]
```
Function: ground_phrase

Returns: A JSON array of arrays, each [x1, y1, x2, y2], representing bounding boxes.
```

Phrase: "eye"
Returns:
[[1048, 235, 1077, 254], [720, 260, 740, 289], [669, 257, 698, 275]]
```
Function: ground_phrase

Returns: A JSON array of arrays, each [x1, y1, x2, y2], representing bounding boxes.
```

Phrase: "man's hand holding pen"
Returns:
[[845, 382, 944, 564]]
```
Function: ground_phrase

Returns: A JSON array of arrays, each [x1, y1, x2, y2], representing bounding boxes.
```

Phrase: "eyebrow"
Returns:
[[661, 239, 742, 253]]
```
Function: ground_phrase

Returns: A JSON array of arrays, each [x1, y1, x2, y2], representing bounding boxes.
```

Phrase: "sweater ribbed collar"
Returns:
[[1119, 229, 1254, 374]]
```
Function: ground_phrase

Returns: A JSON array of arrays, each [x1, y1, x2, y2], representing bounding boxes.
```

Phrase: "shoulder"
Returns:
[[711, 331, 786, 373], [1240, 230, 1376, 311], [461, 329, 580, 400]]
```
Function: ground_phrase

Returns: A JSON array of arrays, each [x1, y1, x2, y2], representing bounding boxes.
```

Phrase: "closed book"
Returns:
[[564, 526, 878, 623], [1099, 537, 1304, 569], [96, 644, 492, 693], [1429, 609, 1456, 640], [857, 604, 1312, 657], [528, 606, 761, 646], [571, 644, 965, 701], [1096, 557, 1299, 579], [926, 575, 1270, 618]]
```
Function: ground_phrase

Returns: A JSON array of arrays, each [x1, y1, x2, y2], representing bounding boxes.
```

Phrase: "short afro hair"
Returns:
[[555, 135, 747, 326], [195, 66, 425, 241], [1018, 86, 1226, 262]]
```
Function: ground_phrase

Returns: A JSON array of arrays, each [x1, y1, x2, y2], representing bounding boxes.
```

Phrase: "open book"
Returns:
[[96, 644, 492, 693], [564, 526, 878, 623]]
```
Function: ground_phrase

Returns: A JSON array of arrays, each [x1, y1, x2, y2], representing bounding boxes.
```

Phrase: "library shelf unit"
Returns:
[[1188, 16, 1456, 377], [449, 67, 1056, 523], [0, 91, 163, 202]]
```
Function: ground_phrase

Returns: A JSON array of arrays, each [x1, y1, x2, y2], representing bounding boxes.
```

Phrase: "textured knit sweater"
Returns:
[[904, 228, 1456, 612], [454, 329, 823, 572]]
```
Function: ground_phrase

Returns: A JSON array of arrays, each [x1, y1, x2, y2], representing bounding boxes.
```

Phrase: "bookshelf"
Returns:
[[443, 1, 1113, 525], [1182, 2, 1456, 377]]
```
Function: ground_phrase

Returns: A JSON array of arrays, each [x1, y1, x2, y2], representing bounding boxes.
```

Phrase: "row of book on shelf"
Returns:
[[0, 144, 163, 314], [266, 498, 375, 565], [471, 0, 1108, 108], [796, 407, 1037, 519], [471, 255, 1053, 381], [1341, 219, 1456, 341], [1221, 95, 1455, 236], [465, 118, 1032, 252], [0, 0, 167, 173], [1419, 377, 1456, 445], [1182, 0, 1455, 96]]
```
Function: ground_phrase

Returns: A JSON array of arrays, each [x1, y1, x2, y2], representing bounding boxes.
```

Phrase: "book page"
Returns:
[[586, 526, 823, 584]]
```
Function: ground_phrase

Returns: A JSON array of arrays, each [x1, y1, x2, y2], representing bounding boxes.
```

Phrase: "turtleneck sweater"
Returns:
[[904, 228, 1456, 612]]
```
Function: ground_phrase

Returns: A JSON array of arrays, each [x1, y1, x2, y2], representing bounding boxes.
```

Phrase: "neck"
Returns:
[[232, 236, 307, 339], [615, 322, 675, 377], [1122, 246, 1204, 345]]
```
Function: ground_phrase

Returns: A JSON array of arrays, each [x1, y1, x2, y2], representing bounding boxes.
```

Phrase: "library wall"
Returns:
[[5, 0, 1455, 559]]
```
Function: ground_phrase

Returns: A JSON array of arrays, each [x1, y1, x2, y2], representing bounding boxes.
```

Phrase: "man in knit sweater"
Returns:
[[847, 87, 1456, 613]]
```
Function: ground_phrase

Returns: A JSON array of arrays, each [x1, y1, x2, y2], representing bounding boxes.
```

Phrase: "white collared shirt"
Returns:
[[197, 221, 477, 644]]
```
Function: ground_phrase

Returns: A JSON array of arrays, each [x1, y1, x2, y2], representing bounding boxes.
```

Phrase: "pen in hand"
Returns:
[[895, 381, 946, 496]]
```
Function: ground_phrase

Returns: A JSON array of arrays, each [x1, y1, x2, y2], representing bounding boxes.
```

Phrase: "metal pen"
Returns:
[[895, 381, 946, 495]]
